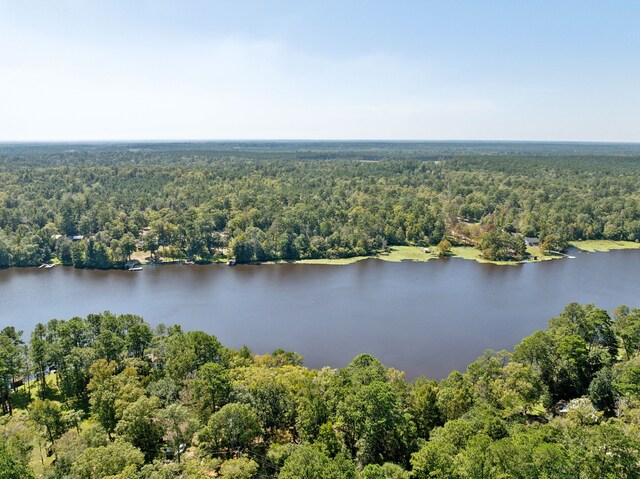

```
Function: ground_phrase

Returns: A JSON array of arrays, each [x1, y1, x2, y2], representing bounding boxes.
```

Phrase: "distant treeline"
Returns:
[[1, 144, 640, 268], [1, 302, 640, 478]]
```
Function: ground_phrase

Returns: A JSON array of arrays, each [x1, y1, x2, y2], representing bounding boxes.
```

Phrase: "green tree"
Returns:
[[147, 377, 180, 406], [142, 230, 160, 262], [484, 433, 539, 479], [30, 323, 49, 399], [56, 238, 73, 265], [87, 360, 119, 438], [158, 403, 192, 463], [279, 445, 356, 479], [165, 331, 225, 381], [436, 239, 451, 257], [85, 238, 113, 269], [614, 355, 640, 399], [115, 396, 164, 462], [613, 306, 640, 359], [123, 316, 153, 358], [120, 232, 137, 261], [191, 362, 231, 420], [588, 367, 618, 413], [218, 457, 259, 479], [229, 233, 253, 263], [0, 236, 11, 268], [88, 360, 145, 439], [29, 399, 66, 459], [452, 433, 492, 479], [540, 234, 567, 254], [531, 442, 574, 479], [436, 371, 473, 421], [0, 329, 24, 415], [513, 331, 554, 389], [578, 423, 640, 478], [200, 402, 262, 456], [0, 439, 34, 479], [479, 229, 526, 261], [337, 380, 415, 466], [494, 361, 544, 416], [242, 379, 295, 439], [409, 378, 442, 439], [71, 441, 144, 479], [411, 440, 456, 479], [360, 462, 410, 479], [71, 240, 87, 267]]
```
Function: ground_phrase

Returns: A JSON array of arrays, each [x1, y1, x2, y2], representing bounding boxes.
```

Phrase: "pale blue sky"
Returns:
[[1, 1, 639, 141]]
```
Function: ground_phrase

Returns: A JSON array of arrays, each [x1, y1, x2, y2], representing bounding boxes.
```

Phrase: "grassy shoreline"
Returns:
[[135, 240, 640, 267], [569, 240, 640, 252], [14, 242, 640, 271], [273, 245, 564, 267], [285, 246, 438, 265]]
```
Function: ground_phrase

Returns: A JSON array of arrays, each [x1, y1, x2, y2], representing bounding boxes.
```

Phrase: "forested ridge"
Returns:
[[1, 143, 640, 268], [1, 302, 640, 478]]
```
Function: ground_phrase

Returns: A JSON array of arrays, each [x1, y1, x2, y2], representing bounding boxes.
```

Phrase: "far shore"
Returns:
[[4, 240, 640, 273], [269, 240, 640, 267]]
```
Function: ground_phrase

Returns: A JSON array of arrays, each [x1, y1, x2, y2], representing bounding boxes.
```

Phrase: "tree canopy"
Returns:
[[1, 302, 640, 477], [2, 143, 640, 267]]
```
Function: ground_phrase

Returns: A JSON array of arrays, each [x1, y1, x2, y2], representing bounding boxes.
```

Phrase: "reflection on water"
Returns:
[[1, 249, 639, 379]]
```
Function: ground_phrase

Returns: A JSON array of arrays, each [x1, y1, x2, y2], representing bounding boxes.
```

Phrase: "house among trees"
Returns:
[[524, 236, 540, 247]]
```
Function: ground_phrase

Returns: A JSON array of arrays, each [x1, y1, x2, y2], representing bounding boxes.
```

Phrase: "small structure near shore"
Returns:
[[10, 377, 24, 390], [125, 261, 143, 271], [524, 236, 540, 247]]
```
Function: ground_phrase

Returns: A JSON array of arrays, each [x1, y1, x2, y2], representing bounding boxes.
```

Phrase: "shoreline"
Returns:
[[568, 239, 640, 253], [282, 245, 564, 267], [286, 240, 640, 267], [3, 241, 640, 272]]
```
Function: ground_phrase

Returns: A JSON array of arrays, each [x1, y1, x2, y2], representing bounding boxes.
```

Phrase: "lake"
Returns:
[[1, 249, 639, 379]]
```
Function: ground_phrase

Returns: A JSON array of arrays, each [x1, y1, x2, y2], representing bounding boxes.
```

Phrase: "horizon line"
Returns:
[[2, 139, 640, 145]]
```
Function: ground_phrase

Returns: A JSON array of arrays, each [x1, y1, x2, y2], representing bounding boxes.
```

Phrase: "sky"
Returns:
[[1, 1, 639, 142]]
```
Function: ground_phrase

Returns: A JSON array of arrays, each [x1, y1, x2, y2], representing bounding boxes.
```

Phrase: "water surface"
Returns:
[[1, 249, 638, 378]]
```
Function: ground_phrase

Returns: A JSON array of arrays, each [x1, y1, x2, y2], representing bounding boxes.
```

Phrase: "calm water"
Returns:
[[1, 249, 639, 379]]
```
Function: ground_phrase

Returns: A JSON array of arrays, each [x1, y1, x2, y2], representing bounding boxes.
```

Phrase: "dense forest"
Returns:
[[1, 302, 640, 478], [1, 142, 640, 267]]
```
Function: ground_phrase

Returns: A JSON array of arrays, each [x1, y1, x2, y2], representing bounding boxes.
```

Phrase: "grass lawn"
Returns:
[[449, 246, 520, 265], [450, 246, 563, 266], [130, 250, 151, 263], [278, 245, 567, 267], [14, 372, 60, 408], [292, 246, 437, 265], [526, 246, 564, 261], [569, 240, 640, 252], [270, 246, 438, 265], [292, 255, 371, 265], [377, 246, 438, 262]]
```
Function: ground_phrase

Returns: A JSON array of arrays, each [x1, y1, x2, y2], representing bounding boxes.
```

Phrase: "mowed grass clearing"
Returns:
[[450, 246, 563, 266], [288, 246, 436, 265], [569, 240, 640, 252], [377, 246, 438, 262], [285, 245, 566, 266]]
